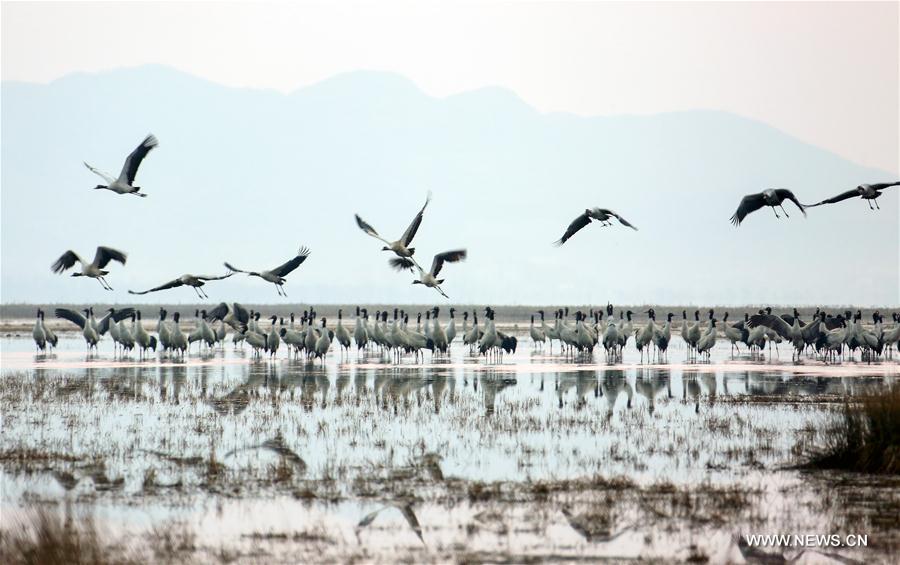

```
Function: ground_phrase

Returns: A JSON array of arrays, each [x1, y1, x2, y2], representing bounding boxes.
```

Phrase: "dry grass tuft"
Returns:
[[804, 385, 900, 474], [0, 508, 134, 565]]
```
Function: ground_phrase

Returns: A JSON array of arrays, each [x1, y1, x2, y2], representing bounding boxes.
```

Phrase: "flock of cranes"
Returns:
[[34, 300, 900, 365], [45, 134, 898, 301]]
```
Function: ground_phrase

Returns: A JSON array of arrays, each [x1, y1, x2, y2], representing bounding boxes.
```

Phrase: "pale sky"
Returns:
[[2, 1, 898, 174]]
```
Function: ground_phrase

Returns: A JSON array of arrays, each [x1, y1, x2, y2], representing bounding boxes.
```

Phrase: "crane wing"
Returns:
[[431, 249, 467, 276], [83, 162, 116, 184], [553, 212, 592, 246], [354, 214, 390, 244], [93, 246, 127, 269], [747, 314, 791, 338], [400, 192, 431, 247], [774, 189, 807, 216], [128, 278, 184, 295], [270, 246, 311, 277], [809, 188, 860, 207], [119, 134, 159, 184], [54, 308, 87, 329], [730, 193, 766, 226], [51, 250, 82, 273]]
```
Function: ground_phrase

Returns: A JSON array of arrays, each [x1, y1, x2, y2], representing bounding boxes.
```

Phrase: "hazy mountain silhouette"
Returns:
[[2, 65, 896, 305]]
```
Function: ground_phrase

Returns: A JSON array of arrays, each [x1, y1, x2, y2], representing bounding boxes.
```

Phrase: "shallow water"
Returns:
[[2, 335, 898, 562]]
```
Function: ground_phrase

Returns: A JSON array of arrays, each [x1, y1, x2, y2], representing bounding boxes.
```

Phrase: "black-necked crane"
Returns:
[[129, 272, 233, 298], [225, 246, 311, 296], [133, 311, 157, 358], [391, 249, 467, 299], [602, 314, 619, 359], [809, 181, 899, 210], [117, 317, 135, 355], [431, 307, 448, 356], [51, 246, 127, 290], [334, 309, 352, 356], [353, 307, 369, 352], [84, 134, 158, 197], [54, 307, 134, 352], [446, 308, 458, 346], [553, 208, 638, 246], [266, 315, 280, 357], [530, 314, 546, 349], [355, 192, 431, 263], [884, 313, 900, 358], [696, 317, 718, 361], [32, 309, 47, 353], [653, 313, 674, 362], [170, 312, 188, 357], [730, 189, 807, 226], [722, 313, 746, 356], [747, 309, 805, 361], [42, 311, 58, 351], [245, 328, 267, 356], [315, 318, 331, 362], [157, 308, 172, 353], [205, 302, 249, 333], [280, 319, 305, 357], [635, 309, 656, 363]]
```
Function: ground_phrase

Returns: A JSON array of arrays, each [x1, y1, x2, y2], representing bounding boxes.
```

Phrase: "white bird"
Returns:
[[225, 246, 311, 296], [355, 192, 430, 262], [51, 246, 127, 290], [391, 249, 467, 299], [129, 272, 233, 298], [84, 134, 159, 197], [554, 208, 638, 246]]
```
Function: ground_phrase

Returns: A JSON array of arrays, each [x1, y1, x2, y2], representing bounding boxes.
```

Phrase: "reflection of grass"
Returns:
[[805, 385, 900, 474], [0, 509, 132, 565]]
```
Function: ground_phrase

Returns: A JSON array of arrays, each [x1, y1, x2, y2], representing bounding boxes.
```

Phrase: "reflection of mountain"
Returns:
[[3, 65, 896, 305]]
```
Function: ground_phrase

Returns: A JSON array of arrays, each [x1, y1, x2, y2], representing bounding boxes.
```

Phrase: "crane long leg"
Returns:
[[875, 199, 881, 210], [771, 206, 780, 218], [779, 204, 790, 218]]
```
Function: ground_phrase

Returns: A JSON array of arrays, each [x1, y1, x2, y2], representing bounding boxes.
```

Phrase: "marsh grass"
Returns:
[[805, 385, 900, 474], [0, 509, 133, 565]]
